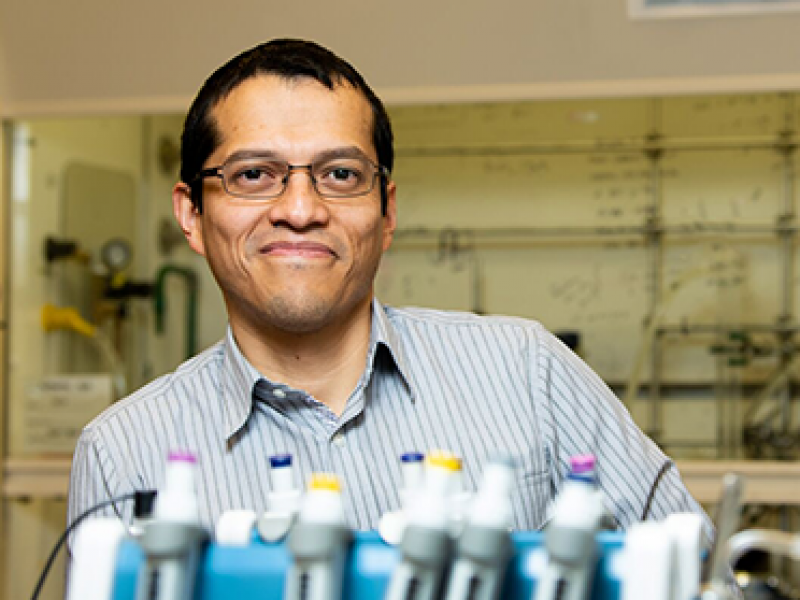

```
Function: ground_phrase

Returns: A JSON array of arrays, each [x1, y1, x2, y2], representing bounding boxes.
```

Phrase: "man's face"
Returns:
[[174, 75, 397, 336]]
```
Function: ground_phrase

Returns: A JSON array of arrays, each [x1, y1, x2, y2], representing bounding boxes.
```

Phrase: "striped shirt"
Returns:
[[68, 300, 710, 537]]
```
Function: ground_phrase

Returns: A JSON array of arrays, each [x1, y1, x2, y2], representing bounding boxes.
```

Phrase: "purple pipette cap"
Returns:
[[168, 450, 197, 464], [570, 454, 596, 474]]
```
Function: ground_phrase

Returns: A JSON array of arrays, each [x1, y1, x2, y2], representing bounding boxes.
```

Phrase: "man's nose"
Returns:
[[267, 167, 330, 229]]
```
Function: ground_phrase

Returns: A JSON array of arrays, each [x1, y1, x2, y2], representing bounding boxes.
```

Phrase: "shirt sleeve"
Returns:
[[67, 428, 135, 550], [532, 324, 713, 543]]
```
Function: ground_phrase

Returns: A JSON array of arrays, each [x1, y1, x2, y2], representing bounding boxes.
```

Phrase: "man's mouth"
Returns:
[[261, 241, 336, 258]]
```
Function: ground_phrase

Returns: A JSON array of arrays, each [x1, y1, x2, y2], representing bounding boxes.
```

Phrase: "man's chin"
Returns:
[[259, 297, 342, 335]]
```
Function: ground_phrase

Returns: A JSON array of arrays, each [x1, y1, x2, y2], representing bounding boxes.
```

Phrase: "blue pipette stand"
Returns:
[[110, 531, 627, 600]]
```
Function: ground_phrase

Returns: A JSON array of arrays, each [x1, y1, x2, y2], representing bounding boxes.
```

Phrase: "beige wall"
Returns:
[[3, 1, 800, 115]]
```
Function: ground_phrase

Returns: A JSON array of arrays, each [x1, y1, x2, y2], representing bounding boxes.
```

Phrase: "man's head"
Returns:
[[180, 39, 394, 215], [173, 39, 397, 339]]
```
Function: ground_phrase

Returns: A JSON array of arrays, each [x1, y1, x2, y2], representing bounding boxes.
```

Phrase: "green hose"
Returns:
[[154, 264, 198, 359]]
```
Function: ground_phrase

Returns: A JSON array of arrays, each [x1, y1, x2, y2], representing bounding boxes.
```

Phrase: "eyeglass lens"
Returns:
[[222, 157, 378, 199]]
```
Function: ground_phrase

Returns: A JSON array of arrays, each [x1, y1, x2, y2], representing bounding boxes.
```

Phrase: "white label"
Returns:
[[24, 374, 113, 454]]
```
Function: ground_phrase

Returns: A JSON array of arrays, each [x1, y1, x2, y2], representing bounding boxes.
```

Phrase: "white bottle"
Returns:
[[379, 451, 425, 546], [664, 513, 703, 600], [284, 473, 350, 600], [155, 451, 200, 522], [66, 517, 127, 600], [444, 456, 516, 600], [258, 454, 303, 542], [622, 522, 675, 600], [399, 451, 426, 508], [448, 456, 474, 537], [136, 451, 206, 600], [534, 455, 605, 600], [384, 451, 458, 600], [267, 453, 302, 514]]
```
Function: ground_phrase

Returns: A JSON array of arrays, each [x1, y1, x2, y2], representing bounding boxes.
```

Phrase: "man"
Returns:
[[68, 39, 709, 537]]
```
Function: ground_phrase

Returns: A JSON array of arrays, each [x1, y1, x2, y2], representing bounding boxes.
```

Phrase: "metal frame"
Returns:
[[393, 94, 800, 457], [0, 119, 11, 600], [629, 0, 800, 20]]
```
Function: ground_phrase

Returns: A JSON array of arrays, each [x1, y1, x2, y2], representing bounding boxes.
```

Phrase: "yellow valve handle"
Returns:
[[41, 304, 97, 338]]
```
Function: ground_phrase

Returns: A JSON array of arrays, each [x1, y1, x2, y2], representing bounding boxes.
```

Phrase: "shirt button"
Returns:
[[273, 389, 286, 398], [332, 433, 346, 447]]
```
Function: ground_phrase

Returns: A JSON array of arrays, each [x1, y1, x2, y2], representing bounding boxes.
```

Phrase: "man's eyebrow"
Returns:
[[313, 146, 375, 164], [221, 146, 375, 165], [222, 149, 282, 164]]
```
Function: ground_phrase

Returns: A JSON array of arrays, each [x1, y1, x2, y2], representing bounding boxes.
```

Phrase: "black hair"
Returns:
[[180, 38, 393, 215]]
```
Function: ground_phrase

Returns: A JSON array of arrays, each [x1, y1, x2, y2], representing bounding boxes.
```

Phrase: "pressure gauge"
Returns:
[[100, 238, 133, 273]]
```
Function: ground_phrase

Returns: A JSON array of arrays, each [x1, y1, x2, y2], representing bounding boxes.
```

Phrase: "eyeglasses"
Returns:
[[193, 154, 388, 202]]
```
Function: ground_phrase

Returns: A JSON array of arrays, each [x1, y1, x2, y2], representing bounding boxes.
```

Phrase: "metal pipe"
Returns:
[[395, 136, 790, 160], [393, 225, 648, 239], [744, 352, 800, 424], [658, 323, 800, 335], [703, 474, 743, 588], [646, 108, 666, 440], [726, 529, 800, 566], [389, 223, 789, 250], [778, 125, 797, 434], [715, 353, 728, 458]]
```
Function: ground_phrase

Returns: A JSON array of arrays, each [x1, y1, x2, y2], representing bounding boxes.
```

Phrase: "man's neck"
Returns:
[[231, 301, 374, 417]]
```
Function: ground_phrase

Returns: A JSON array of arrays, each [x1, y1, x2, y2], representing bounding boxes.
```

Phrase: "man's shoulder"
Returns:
[[82, 341, 226, 434], [383, 304, 547, 336]]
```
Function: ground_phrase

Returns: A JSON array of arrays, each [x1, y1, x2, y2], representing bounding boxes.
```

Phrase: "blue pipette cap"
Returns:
[[401, 452, 424, 463], [269, 454, 292, 468]]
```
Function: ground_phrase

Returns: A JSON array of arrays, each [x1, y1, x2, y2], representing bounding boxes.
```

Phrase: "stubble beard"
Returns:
[[246, 275, 375, 336], [261, 293, 340, 334]]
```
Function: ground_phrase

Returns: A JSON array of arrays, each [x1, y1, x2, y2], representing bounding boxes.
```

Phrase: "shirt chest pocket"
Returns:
[[510, 456, 553, 532]]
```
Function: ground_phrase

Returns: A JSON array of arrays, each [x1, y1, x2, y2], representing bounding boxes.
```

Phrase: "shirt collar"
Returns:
[[220, 300, 417, 440], [221, 327, 262, 440], [370, 298, 415, 395]]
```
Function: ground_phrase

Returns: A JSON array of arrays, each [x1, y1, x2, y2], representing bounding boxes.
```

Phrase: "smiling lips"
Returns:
[[261, 241, 336, 258]]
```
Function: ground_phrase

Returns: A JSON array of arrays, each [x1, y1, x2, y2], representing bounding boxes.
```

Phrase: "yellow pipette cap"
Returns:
[[426, 450, 461, 472], [308, 473, 341, 492]]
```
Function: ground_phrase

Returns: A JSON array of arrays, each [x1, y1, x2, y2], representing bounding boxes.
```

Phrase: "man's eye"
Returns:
[[330, 168, 357, 181], [240, 168, 265, 180], [231, 164, 281, 184]]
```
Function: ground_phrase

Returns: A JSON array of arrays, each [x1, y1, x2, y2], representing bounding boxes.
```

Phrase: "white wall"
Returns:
[[4, 1, 800, 115]]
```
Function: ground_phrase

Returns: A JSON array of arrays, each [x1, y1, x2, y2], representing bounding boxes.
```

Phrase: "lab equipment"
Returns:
[[534, 455, 605, 600], [664, 513, 703, 600], [622, 513, 702, 600], [443, 456, 516, 600], [109, 530, 628, 600], [135, 451, 208, 600], [448, 456, 474, 537], [66, 517, 127, 600], [215, 510, 258, 547], [258, 454, 303, 542], [400, 451, 425, 506], [100, 454, 728, 600], [384, 451, 458, 600], [700, 473, 744, 600], [284, 473, 351, 600], [622, 522, 676, 600], [378, 451, 425, 545]]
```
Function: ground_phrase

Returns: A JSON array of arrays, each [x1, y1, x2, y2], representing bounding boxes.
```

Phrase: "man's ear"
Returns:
[[172, 182, 206, 257], [382, 180, 397, 252]]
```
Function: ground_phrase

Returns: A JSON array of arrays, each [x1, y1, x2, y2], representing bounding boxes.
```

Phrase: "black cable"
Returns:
[[30, 492, 138, 600], [641, 460, 673, 521]]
